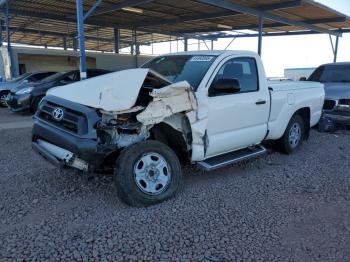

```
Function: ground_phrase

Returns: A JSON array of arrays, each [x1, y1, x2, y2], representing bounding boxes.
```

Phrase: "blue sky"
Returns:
[[139, 0, 350, 77]]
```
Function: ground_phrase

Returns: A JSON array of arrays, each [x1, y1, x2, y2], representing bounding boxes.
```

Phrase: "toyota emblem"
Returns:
[[52, 107, 64, 121]]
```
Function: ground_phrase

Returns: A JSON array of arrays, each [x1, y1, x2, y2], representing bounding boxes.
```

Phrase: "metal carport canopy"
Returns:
[[1, 0, 350, 79]]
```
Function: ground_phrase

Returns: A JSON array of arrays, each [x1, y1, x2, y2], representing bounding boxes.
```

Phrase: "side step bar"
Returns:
[[197, 145, 267, 171]]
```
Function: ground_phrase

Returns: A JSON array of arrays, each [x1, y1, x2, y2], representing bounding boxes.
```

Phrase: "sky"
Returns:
[[135, 0, 350, 77]]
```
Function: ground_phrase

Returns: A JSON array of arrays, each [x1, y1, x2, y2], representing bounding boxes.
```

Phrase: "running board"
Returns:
[[197, 145, 267, 171]]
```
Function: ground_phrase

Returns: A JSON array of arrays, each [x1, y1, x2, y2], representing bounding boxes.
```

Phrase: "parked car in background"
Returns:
[[7, 69, 111, 113], [0, 72, 56, 107], [31, 51, 324, 206], [308, 62, 350, 125]]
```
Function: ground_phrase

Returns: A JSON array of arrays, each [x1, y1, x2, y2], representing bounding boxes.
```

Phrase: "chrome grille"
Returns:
[[38, 101, 87, 134]]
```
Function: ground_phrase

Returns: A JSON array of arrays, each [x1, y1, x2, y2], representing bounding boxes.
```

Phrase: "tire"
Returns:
[[0, 91, 9, 108], [31, 96, 44, 113], [114, 140, 182, 207], [278, 114, 305, 154]]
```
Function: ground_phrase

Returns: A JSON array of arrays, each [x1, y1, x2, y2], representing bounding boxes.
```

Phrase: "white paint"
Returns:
[[48, 68, 150, 111]]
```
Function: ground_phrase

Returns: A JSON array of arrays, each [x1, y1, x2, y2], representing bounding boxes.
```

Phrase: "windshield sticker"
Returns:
[[190, 56, 214, 62]]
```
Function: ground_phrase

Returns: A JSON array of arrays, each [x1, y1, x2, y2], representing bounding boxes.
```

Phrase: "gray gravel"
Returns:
[[0, 111, 349, 261]]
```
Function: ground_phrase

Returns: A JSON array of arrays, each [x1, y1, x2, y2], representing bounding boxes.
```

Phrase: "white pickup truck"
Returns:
[[32, 51, 325, 206]]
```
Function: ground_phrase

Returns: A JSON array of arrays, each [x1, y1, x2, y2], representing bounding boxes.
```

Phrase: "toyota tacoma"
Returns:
[[32, 51, 325, 206]]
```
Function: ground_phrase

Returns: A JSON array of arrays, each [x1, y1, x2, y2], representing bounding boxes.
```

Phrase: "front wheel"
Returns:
[[278, 114, 305, 154], [0, 91, 9, 108], [114, 140, 182, 207]]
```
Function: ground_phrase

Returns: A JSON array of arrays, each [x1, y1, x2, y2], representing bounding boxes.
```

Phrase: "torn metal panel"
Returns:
[[136, 81, 198, 126]]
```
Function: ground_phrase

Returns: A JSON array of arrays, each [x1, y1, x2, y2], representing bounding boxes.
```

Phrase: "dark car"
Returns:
[[308, 62, 350, 125], [0, 72, 56, 107], [7, 69, 111, 113]]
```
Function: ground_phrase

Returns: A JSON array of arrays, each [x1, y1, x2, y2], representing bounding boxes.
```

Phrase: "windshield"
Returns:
[[7, 73, 31, 83], [308, 65, 350, 83], [142, 55, 217, 90]]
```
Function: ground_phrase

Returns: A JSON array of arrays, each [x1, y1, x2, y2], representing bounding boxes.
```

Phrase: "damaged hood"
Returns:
[[47, 68, 170, 112]]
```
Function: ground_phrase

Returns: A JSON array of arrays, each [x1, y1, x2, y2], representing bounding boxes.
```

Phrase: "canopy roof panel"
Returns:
[[1, 0, 350, 51]]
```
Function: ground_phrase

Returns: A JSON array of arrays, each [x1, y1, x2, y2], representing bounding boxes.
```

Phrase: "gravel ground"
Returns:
[[0, 114, 349, 261], [0, 108, 32, 124]]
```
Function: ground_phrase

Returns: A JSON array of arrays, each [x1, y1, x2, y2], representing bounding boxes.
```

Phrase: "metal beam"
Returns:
[[184, 37, 188, 51], [258, 16, 263, 56], [90, 0, 153, 17], [196, 0, 341, 36], [132, 0, 302, 29], [0, 8, 179, 38], [84, 0, 103, 20], [194, 29, 350, 40], [334, 36, 339, 63], [76, 0, 87, 80]]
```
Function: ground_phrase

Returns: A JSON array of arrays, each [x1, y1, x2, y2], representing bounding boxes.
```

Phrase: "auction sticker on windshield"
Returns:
[[190, 56, 215, 62]]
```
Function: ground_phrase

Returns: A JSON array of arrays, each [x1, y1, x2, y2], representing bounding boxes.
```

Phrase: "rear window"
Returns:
[[308, 65, 350, 83]]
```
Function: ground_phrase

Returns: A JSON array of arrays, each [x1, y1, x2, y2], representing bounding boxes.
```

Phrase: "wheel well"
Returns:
[[150, 122, 189, 162], [295, 107, 310, 139]]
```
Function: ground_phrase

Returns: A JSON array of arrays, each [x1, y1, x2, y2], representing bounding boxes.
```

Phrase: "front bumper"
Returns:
[[32, 118, 113, 169], [7, 93, 31, 112], [323, 112, 350, 125], [32, 95, 118, 171]]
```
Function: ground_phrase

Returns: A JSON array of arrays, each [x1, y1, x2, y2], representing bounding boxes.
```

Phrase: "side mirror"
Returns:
[[210, 78, 241, 96], [299, 77, 307, 81]]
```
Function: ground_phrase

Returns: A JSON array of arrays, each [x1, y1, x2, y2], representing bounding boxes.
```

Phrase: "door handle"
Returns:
[[256, 100, 266, 105]]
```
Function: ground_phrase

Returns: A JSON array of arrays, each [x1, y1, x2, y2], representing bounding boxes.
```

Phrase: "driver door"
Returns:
[[205, 56, 269, 158]]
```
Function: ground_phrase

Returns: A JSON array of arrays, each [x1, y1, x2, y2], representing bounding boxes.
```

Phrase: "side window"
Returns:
[[212, 57, 259, 94]]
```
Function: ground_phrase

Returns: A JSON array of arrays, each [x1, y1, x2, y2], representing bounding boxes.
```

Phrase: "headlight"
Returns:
[[15, 87, 34, 95]]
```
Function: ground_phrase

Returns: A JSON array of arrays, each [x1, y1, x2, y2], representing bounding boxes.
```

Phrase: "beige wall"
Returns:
[[18, 54, 96, 73], [5, 47, 154, 77]]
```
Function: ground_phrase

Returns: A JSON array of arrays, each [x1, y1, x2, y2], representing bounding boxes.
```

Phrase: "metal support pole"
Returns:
[[76, 0, 87, 80], [258, 15, 263, 56], [0, 20, 2, 47], [5, 1, 12, 79], [211, 40, 214, 50], [333, 35, 339, 63], [63, 37, 67, 50], [134, 30, 138, 67], [73, 38, 78, 51], [131, 30, 135, 55], [184, 37, 188, 51], [113, 28, 120, 53]]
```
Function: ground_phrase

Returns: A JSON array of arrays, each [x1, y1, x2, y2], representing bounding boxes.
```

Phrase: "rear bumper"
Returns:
[[7, 93, 31, 112]]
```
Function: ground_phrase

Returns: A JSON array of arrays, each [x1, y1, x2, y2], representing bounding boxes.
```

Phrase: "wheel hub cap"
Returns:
[[289, 123, 301, 148], [133, 152, 171, 195]]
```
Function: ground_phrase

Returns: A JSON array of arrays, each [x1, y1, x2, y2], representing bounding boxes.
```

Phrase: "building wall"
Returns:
[[6, 47, 154, 78]]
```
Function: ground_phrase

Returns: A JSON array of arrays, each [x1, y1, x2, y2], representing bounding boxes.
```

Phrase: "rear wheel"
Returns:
[[278, 114, 305, 154], [0, 91, 9, 108], [114, 140, 182, 207]]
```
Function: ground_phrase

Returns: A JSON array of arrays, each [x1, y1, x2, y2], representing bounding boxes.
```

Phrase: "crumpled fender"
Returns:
[[136, 81, 198, 125]]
